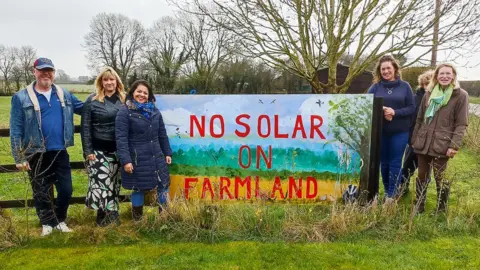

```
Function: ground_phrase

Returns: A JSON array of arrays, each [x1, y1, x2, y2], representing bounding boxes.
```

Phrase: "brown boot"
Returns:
[[415, 178, 428, 214], [132, 206, 143, 221]]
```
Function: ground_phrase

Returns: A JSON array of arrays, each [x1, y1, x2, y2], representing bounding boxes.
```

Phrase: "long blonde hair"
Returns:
[[93, 67, 126, 103], [373, 55, 402, 83], [427, 63, 461, 91]]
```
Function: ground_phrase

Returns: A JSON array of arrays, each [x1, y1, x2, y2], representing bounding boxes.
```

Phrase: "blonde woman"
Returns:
[[411, 63, 469, 213], [81, 67, 126, 226], [399, 69, 434, 194]]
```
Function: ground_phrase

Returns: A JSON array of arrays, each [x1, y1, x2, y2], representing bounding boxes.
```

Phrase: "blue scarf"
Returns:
[[133, 100, 155, 119]]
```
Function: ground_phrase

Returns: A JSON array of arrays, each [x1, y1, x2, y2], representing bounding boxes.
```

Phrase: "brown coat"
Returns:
[[412, 88, 469, 158]]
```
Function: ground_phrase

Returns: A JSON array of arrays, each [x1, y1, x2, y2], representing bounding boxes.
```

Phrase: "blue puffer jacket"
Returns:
[[115, 100, 172, 191]]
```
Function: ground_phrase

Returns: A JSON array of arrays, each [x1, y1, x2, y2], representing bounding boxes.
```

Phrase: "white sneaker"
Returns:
[[55, 222, 73, 233], [41, 225, 53, 236]]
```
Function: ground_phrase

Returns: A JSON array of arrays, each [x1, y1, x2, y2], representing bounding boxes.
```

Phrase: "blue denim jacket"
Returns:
[[10, 82, 84, 163]]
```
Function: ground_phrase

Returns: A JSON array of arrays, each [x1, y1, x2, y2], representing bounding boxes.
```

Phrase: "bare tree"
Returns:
[[144, 16, 191, 93], [84, 13, 146, 84], [430, 0, 480, 67], [172, 0, 480, 93], [431, 0, 441, 67], [55, 69, 72, 83], [16, 45, 36, 85], [11, 65, 23, 91], [0, 45, 17, 94], [180, 12, 237, 93]]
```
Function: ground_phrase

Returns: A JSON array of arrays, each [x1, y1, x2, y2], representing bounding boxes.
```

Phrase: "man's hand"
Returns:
[[124, 163, 134, 173], [87, 154, 96, 161], [446, 148, 457, 158], [16, 162, 31, 171], [166, 156, 172, 165]]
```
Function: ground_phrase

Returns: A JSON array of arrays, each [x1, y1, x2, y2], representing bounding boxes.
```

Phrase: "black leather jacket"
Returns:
[[81, 93, 123, 155]]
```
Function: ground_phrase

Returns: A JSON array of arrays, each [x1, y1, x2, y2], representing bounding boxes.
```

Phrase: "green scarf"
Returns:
[[424, 84, 453, 124]]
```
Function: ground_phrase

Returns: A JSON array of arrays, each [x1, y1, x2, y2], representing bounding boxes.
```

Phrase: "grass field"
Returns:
[[0, 95, 479, 268], [57, 84, 94, 93], [2, 237, 480, 269], [470, 96, 480, 104]]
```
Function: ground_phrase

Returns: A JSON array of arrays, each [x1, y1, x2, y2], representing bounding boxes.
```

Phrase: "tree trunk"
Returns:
[[431, 0, 441, 67]]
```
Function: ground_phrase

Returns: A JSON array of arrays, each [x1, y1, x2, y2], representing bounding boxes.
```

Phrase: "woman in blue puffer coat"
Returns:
[[115, 80, 172, 220]]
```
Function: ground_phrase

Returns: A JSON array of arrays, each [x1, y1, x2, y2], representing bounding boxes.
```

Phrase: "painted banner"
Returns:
[[155, 94, 374, 201]]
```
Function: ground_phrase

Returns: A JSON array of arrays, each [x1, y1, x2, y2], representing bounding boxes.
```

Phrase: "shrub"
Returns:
[[401, 66, 432, 91]]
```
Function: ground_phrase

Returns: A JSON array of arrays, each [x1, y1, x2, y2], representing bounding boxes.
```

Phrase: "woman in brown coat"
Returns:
[[411, 63, 469, 213]]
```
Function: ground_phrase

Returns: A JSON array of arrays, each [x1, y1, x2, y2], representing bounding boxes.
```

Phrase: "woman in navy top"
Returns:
[[368, 55, 415, 202]]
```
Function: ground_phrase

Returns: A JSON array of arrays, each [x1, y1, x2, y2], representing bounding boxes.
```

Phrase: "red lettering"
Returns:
[[274, 115, 288, 138], [306, 177, 318, 199], [210, 114, 225, 138], [271, 176, 285, 199], [310, 115, 326, 139], [220, 177, 233, 200], [189, 116, 205, 137], [184, 177, 198, 199], [235, 176, 252, 199], [238, 145, 252, 168], [256, 145, 272, 169], [288, 176, 303, 199], [292, 115, 307, 139], [255, 176, 260, 198], [201, 178, 214, 200], [257, 115, 271, 138], [235, 114, 251, 137]]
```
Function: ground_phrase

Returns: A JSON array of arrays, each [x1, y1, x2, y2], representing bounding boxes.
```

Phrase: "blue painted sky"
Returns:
[[155, 94, 373, 152]]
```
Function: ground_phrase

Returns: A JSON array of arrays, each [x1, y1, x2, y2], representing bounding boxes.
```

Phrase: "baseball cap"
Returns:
[[33, 58, 55, 70]]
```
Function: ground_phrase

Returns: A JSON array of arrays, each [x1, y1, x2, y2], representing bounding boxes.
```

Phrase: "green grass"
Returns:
[[2, 237, 480, 269], [57, 84, 94, 93], [469, 96, 480, 104], [1, 95, 480, 268]]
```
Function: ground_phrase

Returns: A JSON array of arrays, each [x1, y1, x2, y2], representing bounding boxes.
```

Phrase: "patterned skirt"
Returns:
[[85, 150, 121, 211]]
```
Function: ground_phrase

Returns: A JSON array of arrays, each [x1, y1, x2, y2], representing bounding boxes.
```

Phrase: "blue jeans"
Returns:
[[381, 131, 408, 198], [131, 185, 169, 207]]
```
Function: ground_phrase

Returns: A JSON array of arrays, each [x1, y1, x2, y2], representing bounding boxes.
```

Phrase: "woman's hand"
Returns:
[[383, 107, 395, 121], [124, 163, 134, 173], [166, 156, 172, 165], [87, 154, 96, 161], [446, 148, 457, 158]]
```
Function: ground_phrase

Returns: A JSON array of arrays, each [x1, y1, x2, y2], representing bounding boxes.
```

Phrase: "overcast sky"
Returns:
[[1, 0, 478, 80]]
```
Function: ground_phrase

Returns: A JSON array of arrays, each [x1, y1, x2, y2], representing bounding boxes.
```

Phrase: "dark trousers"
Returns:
[[381, 131, 409, 198], [28, 150, 72, 227], [417, 154, 450, 208], [400, 145, 418, 191]]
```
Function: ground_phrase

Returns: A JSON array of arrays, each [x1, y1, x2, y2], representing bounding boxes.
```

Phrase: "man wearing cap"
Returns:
[[10, 58, 83, 236]]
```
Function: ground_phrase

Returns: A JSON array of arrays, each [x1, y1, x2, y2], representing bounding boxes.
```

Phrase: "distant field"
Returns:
[[57, 84, 94, 93], [470, 96, 480, 104], [0, 93, 91, 128]]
